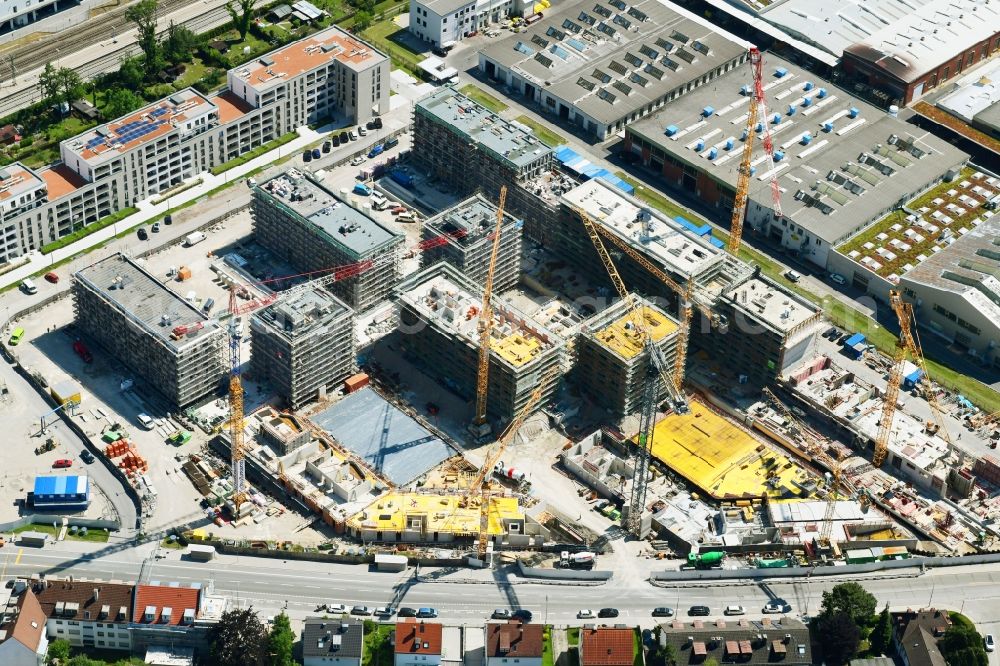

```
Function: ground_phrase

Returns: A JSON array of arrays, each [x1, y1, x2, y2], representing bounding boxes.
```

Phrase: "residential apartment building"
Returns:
[[579, 627, 633, 666], [394, 620, 442, 666], [0, 0, 67, 35], [227, 25, 390, 127], [303, 618, 364, 666], [72, 253, 227, 409], [409, 0, 516, 48], [659, 617, 812, 665], [0, 589, 47, 666], [34, 580, 133, 652], [0, 27, 389, 267], [485, 622, 544, 666], [129, 584, 209, 657]]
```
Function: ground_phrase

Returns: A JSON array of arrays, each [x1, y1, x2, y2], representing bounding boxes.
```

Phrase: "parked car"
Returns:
[[432, 46, 449, 57], [416, 608, 438, 618], [348, 130, 357, 141], [492, 609, 512, 619], [829, 272, 847, 285], [339, 131, 349, 143], [80, 450, 95, 464], [651, 607, 675, 617], [44, 272, 59, 284], [577, 609, 596, 619], [137, 228, 148, 240], [822, 326, 838, 339], [374, 607, 394, 618], [351, 606, 372, 616], [783, 269, 801, 282], [724, 605, 746, 616], [164, 214, 173, 225], [359, 126, 368, 137], [303, 149, 312, 162], [351, 156, 365, 166], [374, 117, 383, 129], [53, 459, 73, 468], [985, 634, 995, 652], [326, 604, 348, 614], [384, 135, 399, 149], [312, 148, 322, 160], [391, 206, 408, 215], [152, 222, 160, 233], [398, 607, 418, 617], [366, 120, 375, 130], [322, 141, 332, 153], [688, 606, 710, 617], [332, 135, 341, 147], [763, 602, 791, 614], [598, 608, 619, 618], [513, 609, 533, 622]]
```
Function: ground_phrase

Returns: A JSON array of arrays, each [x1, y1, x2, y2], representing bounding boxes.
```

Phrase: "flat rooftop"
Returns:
[[0, 163, 44, 204], [253, 286, 352, 340], [257, 170, 402, 258], [647, 398, 811, 500], [837, 165, 999, 281], [561, 178, 724, 279], [424, 194, 521, 248], [347, 491, 522, 536], [626, 55, 967, 245], [398, 263, 560, 369], [212, 90, 254, 124], [39, 163, 86, 200], [721, 277, 821, 336], [232, 26, 386, 92], [760, 0, 1000, 77], [65, 89, 216, 165], [311, 387, 454, 486], [74, 253, 223, 350], [478, 0, 749, 126], [415, 88, 554, 169], [937, 60, 1000, 124], [592, 303, 677, 360]]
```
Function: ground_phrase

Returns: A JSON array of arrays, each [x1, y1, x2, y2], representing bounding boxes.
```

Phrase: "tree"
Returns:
[[39, 64, 83, 107], [126, 0, 161, 78], [39, 62, 60, 105], [353, 9, 373, 31], [869, 606, 893, 656], [819, 582, 878, 627], [225, 0, 255, 41], [815, 612, 861, 666], [940, 625, 989, 666], [268, 612, 295, 666], [57, 67, 83, 105], [164, 21, 200, 64], [103, 88, 145, 119], [46, 638, 71, 665], [209, 607, 269, 666], [117, 57, 145, 89]]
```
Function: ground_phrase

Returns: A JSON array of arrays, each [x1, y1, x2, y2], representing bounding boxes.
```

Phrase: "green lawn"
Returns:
[[14, 522, 110, 543], [160, 538, 185, 550], [361, 18, 424, 77], [363, 624, 394, 666], [615, 170, 1000, 414], [632, 628, 643, 666], [542, 628, 554, 666], [567, 627, 580, 646], [172, 58, 210, 90], [460, 84, 508, 113], [40, 207, 138, 254], [515, 114, 565, 148]]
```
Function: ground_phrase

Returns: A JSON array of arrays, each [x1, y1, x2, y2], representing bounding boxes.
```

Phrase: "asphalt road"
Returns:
[[5, 542, 1000, 631]]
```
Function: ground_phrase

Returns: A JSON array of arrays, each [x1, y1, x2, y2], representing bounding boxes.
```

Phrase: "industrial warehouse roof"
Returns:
[[415, 88, 554, 169], [74, 253, 223, 350], [256, 170, 403, 259], [478, 0, 749, 126], [311, 387, 454, 486], [64, 89, 216, 165], [33, 475, 89, 497], [937, 60, 1000, 124], [626, 55, 967, 245]]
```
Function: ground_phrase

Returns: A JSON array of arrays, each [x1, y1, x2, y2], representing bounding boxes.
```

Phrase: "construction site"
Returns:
[[11, 37, 1000, 575]]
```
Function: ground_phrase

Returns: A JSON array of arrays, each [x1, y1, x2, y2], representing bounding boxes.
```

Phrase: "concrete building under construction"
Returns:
[[72, 253, 226, 409], [420, 194, 523, 293], [396, 262, 564, 424], [251, 169, 404, 312], [249, 286, 355, 409], [576, 297, 680, 417]]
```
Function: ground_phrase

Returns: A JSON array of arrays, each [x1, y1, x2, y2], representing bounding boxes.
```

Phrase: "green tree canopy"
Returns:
[[225, 0, 256, 41], [940, 625, 989, 666], [38, 64, 82, 107], [819, 582, 878, 627], [164, 22, 201, 64], [869, 606, 893, 656], [125, 0, 162, 78], [116, 57, 145, 89], [103, 88, 145, 120], [353, 9, 373, 30], [268, 612, 295, 666], [815, 612, 861, 666], [209, 606, 269, 666], [46, 638, 71, 665]]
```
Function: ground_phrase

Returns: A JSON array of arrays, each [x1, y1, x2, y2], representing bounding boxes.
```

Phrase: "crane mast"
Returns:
[[472, 185, 508, 437], [227, 309, 247, 512], [728, 47, 783, 256]]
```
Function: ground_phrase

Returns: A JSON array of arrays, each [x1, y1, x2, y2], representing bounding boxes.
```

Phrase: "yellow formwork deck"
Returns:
[[347, 492, 522, 536], [644, 399, 809, 500], [492, 333, 543, 367], [594, 306, 678, 359]]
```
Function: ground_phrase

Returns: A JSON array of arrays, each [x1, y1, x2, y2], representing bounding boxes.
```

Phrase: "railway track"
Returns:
[[0, 0, 252, 118]]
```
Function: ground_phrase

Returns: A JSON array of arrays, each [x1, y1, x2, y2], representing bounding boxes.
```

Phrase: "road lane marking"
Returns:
[[15, 549, 23, 565]]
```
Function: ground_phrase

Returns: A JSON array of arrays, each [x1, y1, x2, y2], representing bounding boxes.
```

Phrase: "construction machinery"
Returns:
[[728, 47, 783, 257], [819, 452, 847, 545], [463, 364, 556, 559], [227, 292, 248, 513], [471, 185, 508, 438], [874, 290, 953, 467]]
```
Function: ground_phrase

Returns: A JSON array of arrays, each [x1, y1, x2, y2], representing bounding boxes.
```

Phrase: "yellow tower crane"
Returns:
[[471, 185, 508, 438], [465, 365, 558, 559]]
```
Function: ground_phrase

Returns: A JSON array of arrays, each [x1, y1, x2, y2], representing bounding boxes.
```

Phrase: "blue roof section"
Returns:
[[311, 388, 454, 486], [598, 173, 635, 194], [554, 145, 580, 163], [34, 475, 89, 496], [844, 333, 866, 347]]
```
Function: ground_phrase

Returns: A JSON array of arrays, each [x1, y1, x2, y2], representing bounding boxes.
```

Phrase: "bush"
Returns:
[[40, 207, 139, 254], [209, 131, 297, 174], [19, 136, 33, 148]]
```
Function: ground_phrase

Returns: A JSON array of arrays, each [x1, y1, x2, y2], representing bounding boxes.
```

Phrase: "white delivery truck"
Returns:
[[184, 231, 206, 247]]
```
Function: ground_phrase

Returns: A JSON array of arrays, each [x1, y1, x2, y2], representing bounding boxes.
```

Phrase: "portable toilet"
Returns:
[[803, 81, 814, 91], [801, 132, 812, 145], [702, 106, 714, 117], [708, 147, 718, 159], [817, 88, 827, 98], [772, 113, 781, 124], [849, 107, 860, 118], [725, 138, 734, 150], [695, 139, 705, 151], [823, 122, 834, 132]]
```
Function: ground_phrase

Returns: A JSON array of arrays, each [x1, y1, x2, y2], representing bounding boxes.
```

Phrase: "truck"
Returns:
[[389, 168, 415, 189], [184, 231, 206, 247], [186, 544, 216, 561], [494, 461, 526, 483], [72, 340, 93, 364], [687, 551, 725, 569], [558, 551, 596, 569], [167, 430, 192, 445], [368, 143, 384, 159]]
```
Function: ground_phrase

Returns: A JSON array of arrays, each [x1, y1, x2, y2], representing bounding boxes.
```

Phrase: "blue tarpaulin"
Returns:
[[598, 173, 634, 194], [554, 145, 581, 163], [903, 368, 924, 390]]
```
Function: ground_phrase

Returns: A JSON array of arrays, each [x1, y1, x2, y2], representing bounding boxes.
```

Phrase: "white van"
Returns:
[[184, 231, 206, 247], [370, 192, 388, 209], [137, 413, 156, 430], [397, 212, 417, 223], [20, 278, 37, 294]]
